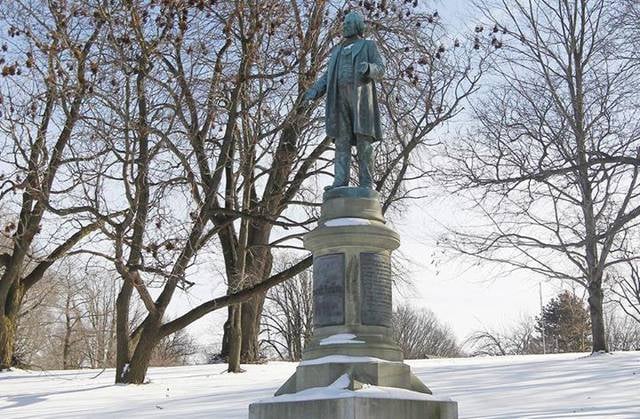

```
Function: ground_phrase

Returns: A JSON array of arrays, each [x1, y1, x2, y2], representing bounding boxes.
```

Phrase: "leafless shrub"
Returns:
[[609, 259, 640, 325], [150, 329, 199, 367], [261, 258, 313, 361], [605, 306, 640, 351], [464, 317, 541, 356], [392, 305, 461, 358]]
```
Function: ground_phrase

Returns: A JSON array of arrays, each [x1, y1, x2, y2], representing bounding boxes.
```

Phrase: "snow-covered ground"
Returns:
[[1, 351, 638, 418]]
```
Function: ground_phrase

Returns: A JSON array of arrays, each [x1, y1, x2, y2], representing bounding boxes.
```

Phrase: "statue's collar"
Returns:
[[337, 38, 365, 57], [329, 38, 365, 74], [341, 36, 361, 46]]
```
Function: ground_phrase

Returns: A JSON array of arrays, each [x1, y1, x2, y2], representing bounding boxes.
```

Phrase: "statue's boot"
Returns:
[[357, 136, 374, 189]]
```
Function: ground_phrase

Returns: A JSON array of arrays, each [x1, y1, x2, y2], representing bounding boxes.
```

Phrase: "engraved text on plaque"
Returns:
[[360, 252, 392, 327], [313, 253, 345, 327]]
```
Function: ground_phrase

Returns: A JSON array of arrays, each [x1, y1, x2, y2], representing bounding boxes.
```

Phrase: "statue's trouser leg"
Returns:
[[356, 135, 374, 189], [332, 135, 351, 188]]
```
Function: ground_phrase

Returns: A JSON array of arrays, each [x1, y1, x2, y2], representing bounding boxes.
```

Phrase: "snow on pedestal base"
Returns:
[[319, 334, 366, 346]]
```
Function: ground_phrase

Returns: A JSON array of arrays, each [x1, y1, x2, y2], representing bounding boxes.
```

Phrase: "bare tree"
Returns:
[[205, 0, 485, 371], [0, 0, 484, 379], [57, 271, 85, 369], [609, 259, 640, 324], [76, 0, 332, 382], [13, 263, 85, 369], [13, 272, 59, 368], [149, 329, 198, 367], [392, 305, 461, 358], [76, 270, 119, 369], [439, 0, 640, 353], [15, 267, 198, 370], [464, 316, 541, 356], [605, 305, 640, 351], [261, 257, 313, 361], [0, 0, 107, 369]]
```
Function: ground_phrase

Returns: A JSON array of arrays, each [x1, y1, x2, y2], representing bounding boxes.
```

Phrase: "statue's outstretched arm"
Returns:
[[304, 71, 328, 101]]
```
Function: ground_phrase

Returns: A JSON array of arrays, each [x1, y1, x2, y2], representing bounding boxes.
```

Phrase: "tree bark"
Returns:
[[224, 226, 273, 363], [227, 304, 242, 372], [0, 280, 25, 369], [240, 292, 266, 362], [62, 293, 73, 369], [121, 320, 160, 384], [115, 281, 133, 383], [0, 265, 21, 369], [220, 307, 232, 359], [588, 281, 608, 352], [0, 316, 16, 370]]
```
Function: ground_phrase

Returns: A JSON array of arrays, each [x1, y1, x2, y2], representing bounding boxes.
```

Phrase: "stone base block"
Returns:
[[276, 361, 430, 396], [249, 395, 458, 419]]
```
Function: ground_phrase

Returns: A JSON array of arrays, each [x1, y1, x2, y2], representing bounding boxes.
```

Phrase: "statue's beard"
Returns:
[[343, 25, 360, 38]]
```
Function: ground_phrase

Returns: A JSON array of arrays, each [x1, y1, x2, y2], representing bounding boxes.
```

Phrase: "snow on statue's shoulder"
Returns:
[[319, 334, 365, 346]]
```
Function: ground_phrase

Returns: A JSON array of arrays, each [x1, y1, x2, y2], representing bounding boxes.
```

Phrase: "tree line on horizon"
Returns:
[[14, 264, 638, 371]]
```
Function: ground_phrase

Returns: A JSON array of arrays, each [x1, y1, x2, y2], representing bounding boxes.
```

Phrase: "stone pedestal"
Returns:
[[249, 396, 457, 419], [249, 187, 458, 419]]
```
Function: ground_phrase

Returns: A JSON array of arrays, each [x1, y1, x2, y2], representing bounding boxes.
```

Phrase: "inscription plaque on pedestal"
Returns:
[[360, 252, 392, 327], [313, 253, 345, 327]]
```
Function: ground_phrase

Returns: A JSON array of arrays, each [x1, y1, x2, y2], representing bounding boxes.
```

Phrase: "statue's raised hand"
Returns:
[[303, 89, 316, 104], [357, 62, 370, 81]]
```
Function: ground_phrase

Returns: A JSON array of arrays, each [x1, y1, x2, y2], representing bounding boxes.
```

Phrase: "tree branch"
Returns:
[[159, 255, 312, 338], [22, 221, 103, 290]]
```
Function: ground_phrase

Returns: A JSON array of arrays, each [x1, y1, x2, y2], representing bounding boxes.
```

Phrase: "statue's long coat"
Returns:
[[308, 39, 385, 143]]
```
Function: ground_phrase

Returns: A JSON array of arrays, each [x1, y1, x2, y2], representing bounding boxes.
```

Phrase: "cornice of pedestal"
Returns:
[[303, 223, 400, 253]]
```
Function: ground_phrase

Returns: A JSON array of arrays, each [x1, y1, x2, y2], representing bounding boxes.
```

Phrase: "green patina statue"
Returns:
[[304, 11, 385, 190]]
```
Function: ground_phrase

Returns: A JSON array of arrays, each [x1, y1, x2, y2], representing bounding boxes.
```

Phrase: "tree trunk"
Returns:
[[238, 247, 272, 363], [219, 221, 274, 364], [223, 291, 267, 364], [227, 304, 242, 372], [62, 299, 73, 369], [105, 305, 117, 368], [115, 281, 133, 383], [240, 292, 266, 362], [0, 280, 25, 370], [0, 315, 16, 370], [220, 306, 232, 359], [121, 322, 159, 384], [588, 282, 608, 352]]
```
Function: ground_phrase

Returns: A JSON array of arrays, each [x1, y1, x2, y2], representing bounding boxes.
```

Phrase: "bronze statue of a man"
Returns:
[[304, 11, 385, 190]]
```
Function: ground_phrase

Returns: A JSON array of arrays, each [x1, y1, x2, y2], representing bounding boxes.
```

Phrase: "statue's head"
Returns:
[[343, 11, 365, 38]]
